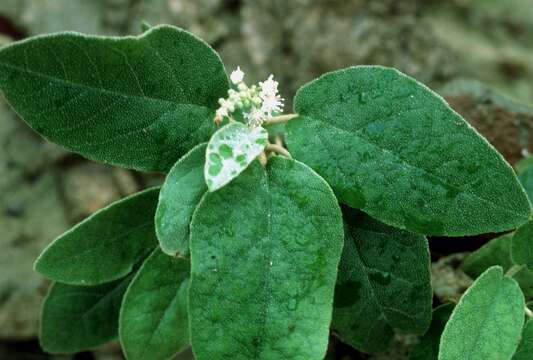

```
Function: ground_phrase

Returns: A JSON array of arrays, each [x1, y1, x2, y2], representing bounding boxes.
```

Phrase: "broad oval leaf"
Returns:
[[332, 209, 432, 353], [120, 248, 190, 360], [35, 187, 159, 285], [513, 319, 533, 360], [286, 66, 530, 236], [156, 143, 207, 256], [409, 303, 455, 360], [512, 220, 533, 269], [205, 122, 268, 191], [0, 25, 229, 172], [463, 233, 533, 299], [439, 266, 524, 360], [40, 274, 133, 353], [189, 157, 344, 360]]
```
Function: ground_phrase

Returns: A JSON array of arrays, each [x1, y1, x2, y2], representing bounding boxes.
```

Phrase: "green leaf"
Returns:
[[513, 319, 533, 360], [463, 233, 515, 275], [286, 66, 530, 236], [189, 157, 344, 360], [516, 156, 533, 203], [120, 248, 190, 360], [156, 143, 207, 256], [512, 220, 533, 269], [35, 187, 159, 285], [439, 266, 524, 360], [409, 303, 455, 360], [332, 209, 432, 353], [205, 122, 268, 191], [40, 274, 133, 353], [0, 25, 229, 172], [463, 233, 533, 299]]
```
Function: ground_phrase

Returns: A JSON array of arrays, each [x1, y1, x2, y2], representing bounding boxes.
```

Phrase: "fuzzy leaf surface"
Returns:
[[463, 233, 533, 298], [205, 122, 268, 191], [189, 157, 344, 360], [511, 220, 533, 270], [409, 303, 454, 360], [40, 274, 133, 353], [120, 248, 189, 360], [516, 156, 533, 203], [0, 25, 228, 172], [35, 188, 159, 285], [513, 319, 533, 360], [286, 66, 530, 236], [439, 266, 524, 360], [156, 143, 207, 256], [332, 209, 432, 353]]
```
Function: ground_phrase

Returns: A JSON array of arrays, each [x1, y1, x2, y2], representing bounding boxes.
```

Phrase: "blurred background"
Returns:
[[0, 0, 532, 359]]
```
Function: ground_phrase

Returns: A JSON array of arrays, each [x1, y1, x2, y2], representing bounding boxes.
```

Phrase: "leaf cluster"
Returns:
[[1, 25, 532, 360]]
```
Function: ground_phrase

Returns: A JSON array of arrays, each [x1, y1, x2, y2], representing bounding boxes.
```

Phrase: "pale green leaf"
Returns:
[[463, 233, 533, 299], [332, 209, 432, 353], [120, 248, 189, 360], [205, 122, 268, 192], [409, 303, 455, 360], [512, 220, 533, 269], [35, 188, 159, 285], [0, 25, 228, 172], [156, 143, 207, 256], [286, 66, 530, 236], [189, 157, 344, 360], [439, 266, 524, 360], [513, 319, 533, 360], [40, 274, 133, 353]]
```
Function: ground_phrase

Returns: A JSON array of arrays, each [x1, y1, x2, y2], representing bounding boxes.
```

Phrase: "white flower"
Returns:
[[230, 66, 245, 84], [214, 70, 284, 126], [216, 106, 229, 119], [261, 94, 284, 115], [244, 107, 267, 127], [259, 75, 279, 98]]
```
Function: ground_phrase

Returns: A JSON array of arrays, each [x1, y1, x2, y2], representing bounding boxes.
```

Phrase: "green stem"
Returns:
[[266, 143, 292, 158], [263, 114, 299, 127], [526, 306, 533, 318], [506, 264, 525, 277]]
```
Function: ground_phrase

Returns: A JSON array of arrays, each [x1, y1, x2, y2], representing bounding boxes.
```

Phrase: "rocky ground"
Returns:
[[1, 0, 532, 359]]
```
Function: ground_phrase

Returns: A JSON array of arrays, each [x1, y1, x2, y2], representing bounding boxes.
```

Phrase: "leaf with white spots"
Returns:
[[205, 122, 268, 192]]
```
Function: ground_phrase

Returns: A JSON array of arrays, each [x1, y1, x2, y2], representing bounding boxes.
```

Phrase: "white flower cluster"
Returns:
[[215, 67, 284, 127]]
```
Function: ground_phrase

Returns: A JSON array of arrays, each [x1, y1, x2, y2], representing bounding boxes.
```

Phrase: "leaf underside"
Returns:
[[0, 25, 229, 172], [286, 66, 530, 236], [120, 248, 190, 360], [409, 303, 454, 360], [35, 187, 159, 285], [511, 220, 533, 270], [333, 208, 432, 353], [40, 274, 133, 353], [463, 233, 533, 298], [205, 122, 268, 192], [156, 143, 207, 256], [189, 157, 344, 360], [439, 266, 524, 360]]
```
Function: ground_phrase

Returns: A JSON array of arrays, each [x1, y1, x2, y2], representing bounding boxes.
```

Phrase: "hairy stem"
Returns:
[[266, 143, 292, 158], [258, 152, 268, 166], [263, 113, 299, 126], [526, 306, 533, 318], [506, 265, 525, 277]]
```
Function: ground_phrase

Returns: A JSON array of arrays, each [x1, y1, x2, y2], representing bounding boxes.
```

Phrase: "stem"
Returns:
[[258, 152, 268, 166], [526, 306, 533, 318], [506, 265, 525, 277], [263, 114, 299, 127], [266, 143, 292, 158]]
